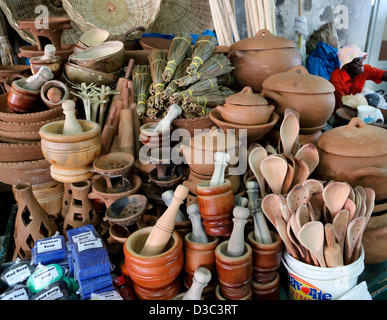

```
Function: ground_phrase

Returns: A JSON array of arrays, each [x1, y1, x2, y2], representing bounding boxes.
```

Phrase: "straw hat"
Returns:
[[337, 44, 368, 69], [0, 0, 83, 45], [146, 0, 214, 35], [62, 0, 162, 41]]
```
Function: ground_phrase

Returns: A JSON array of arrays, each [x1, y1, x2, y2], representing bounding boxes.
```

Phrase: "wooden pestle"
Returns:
[[209, 152, 230, 187], [62, 100, 83, 135], [162, 190, 187, 223], [154, 104, 182, 132], [182, 267, 212, 300], [47, 87, 63, 103], [246, 181, 259, 212], [141, 185, 189, 256], [187, 203, 208, 244], [23, 66, 54, 91], [39, 44, 56, 60], [234, 195, 248, 208], [118, 108, 135, 157], [227, 206, 250, 257], [324, 223, 343, 267]]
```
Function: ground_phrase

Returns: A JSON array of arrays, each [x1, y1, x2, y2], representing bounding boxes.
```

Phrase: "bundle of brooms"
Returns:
[[134, 33, 235, 120], [132, 64, 153, 118]]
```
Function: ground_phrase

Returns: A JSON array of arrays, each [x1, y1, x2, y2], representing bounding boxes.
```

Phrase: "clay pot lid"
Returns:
[[225, 86, 268, 106], [229, 29, 296, 51], [189, 126, 238, 151], [261, 65, 335, 94], [317, 117, 387, 157]]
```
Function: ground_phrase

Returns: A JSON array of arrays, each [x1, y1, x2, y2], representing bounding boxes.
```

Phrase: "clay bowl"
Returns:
[[0, 158, 52, 185], [216, 103, 275, 125], [80, 28, 110, 47], [93, 152, 135, 177], [0, 65, 31, 86], [209, 108, 279, 145], [40, 80, 69, 109], [148, 166, 184, 188], [7, 78, 43, 113], [18, 44, 74, 63], [104, 194, 148, 226], [64, 62, 120, 86], [0, 128, 41, 141], [73, 41, 88, 55], [70, 41, 125, 73], [0, 140, 43, 161], [139, 37, 171, 50], [0, 115, 64, 132], [108, 223, 130, 245]]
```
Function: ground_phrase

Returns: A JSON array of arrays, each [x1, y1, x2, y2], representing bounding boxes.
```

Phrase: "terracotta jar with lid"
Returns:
[[228, 29, 301, 92], [315, 117, 387, 201], [216, 86, 275, 125], [261, 65, 335, 133]]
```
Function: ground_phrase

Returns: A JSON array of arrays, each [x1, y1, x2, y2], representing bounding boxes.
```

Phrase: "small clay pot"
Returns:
[[7, 78, 43, 113], [124, 227, 184, 300], [215, 241, 253, 300], [196, 179, 235, 237]]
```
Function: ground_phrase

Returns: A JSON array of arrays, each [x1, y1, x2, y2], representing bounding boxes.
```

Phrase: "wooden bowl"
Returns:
[[80, 28, 110, 47], [64, 62, 120, 86]]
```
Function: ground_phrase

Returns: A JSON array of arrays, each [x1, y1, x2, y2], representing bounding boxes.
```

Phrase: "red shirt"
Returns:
[[329, 64, 385, 107]]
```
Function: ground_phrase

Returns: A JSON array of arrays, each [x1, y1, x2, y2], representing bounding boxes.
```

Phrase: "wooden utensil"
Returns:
[[345, 216, 366, 265], [291, 157, 309, 188], [187, 203, 208, 244], [260, 155, 288, 194], [281, 164, 294, 195], [308, 191, 324, 221], [286, 184, 311, 214], [302, 179, 324, 196], [278, 194, 291, 223], [343, 198, 356, 222], [261, 193, 282, 228], [322, 182, 351, 219], [294, 143, 320, 175], [274, 215, 299, 259], [298, 221, 327, 267], [323, 223, 343, 267], [248, 146, 268, 197], [287, 216, 307, 262], [296, 204, 310, 229], [280, 108, 299, 156], [252, 199, 272, 244], [227, 206, 250, 257]]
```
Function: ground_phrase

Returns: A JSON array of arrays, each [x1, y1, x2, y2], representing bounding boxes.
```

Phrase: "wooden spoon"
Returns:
[[261, 194, 282, 228], [291, 158, 310, 188], [332, 209, 349, 254], [343, 198, 356, 222], [281, 164, 294, 195], [322, 182, 351, 219], [260, 155, 288, 195], [248, 146, 267, 197], [294, 143, 320, 175], [278, 194, 291, 223], [286, 184, 311, 214], [298, 221, 327, 267], [296, 204, 310, 229], [308, 191, 324, 221], [323, 223, 343, 267], [265, 144, 277, 155], [274, 215, 300, 259], [345, 216, 366, 265], [287, 216, 307, 261], [302, 179, 324, 196], [280, 111, 299, 156]]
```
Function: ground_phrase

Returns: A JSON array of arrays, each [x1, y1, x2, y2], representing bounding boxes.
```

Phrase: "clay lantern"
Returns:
[[261, 65, 335, 133], [228, 29, 301, 92]]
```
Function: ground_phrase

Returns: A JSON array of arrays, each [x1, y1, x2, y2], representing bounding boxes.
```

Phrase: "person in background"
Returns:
[[329, 44, 387, 109]]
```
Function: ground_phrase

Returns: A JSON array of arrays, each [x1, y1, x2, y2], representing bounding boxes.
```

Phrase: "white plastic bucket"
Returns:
[[282, 247, 365, 300]]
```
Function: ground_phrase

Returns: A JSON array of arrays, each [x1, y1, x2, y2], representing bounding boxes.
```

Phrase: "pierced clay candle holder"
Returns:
[[39, 100, 101, 183]]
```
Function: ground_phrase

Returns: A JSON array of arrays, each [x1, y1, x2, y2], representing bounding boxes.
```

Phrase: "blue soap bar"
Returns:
[[66, 224, 100, 249], [31, 235, 67, 266], [78, 273, 113, 296], [80, 284, 115, 300]]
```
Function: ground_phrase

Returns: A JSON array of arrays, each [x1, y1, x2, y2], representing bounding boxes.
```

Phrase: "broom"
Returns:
[[132, 64, 153, 118], [186, 35, 218, 76], [149, 49, 167, 109], [217, 72, 235, 86], [162, 32, 193, 83], [182, 88, 234, 108], [162, 57, 192, 100], [176, 54, 234, 87], [170, 77, 219, 104]]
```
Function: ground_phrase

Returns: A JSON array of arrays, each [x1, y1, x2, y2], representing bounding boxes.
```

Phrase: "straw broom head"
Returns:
[[183, 88, 235, 108], [170, 77, 219, 103], [132, 64, 153, 118], [186, 35, 218, 76], [149, 49, 167, 109], [162, 57, 192, 99]]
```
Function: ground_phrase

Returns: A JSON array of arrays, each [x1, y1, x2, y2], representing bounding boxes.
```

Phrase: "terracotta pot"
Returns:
[[216, 87, 275, 125], [7, 78, 43, 113], [215, 241, 253, 300], [363, 212, 387, 264], [39, 119, 101, 183], [228, 29, 301, 92], [261, 65, 335, 131], [184, 232, 219, 287], [315, 117, 387, 201], [247, 231, 283, 283], [124, 227, 184, 300], [196, 179, 235, 237], [180, 126, 239, 177], [251, 271, 280, 300], [40, 80, 69, 109]]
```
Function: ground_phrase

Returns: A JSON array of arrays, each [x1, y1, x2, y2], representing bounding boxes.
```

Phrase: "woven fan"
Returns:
[[0, 0, 83, 45], [62, 0, 162, 41], [146, 0, 214, 35]]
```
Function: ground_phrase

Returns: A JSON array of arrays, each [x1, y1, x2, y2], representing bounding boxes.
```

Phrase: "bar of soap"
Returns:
[[30, 280, 73, 300], [0, 284, 31, 300], [31, 235, 67, 266], [26, 264, 70, 294], [0, 260, 35, 287]]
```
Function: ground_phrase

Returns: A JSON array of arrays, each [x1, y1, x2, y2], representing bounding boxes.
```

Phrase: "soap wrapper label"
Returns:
[[34, 285, 64, 300], [36, 237, 63, 254], [71, 231, 97, 244], [31, 265, 60, 290], [77, 238, 103, 252], [1, 287, 29, 300], [3, 264, 32, 286]]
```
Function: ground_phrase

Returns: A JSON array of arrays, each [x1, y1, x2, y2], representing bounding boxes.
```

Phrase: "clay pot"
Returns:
[[247, 231, 283, 284], [363, 213, 387, 264], [261, 65, 335, 131], [184, 232, 219, 288], [13, 182, 59, 259], [196, 179, 235, 237], [124, 227, 184, 300], [315, 117, 387, 201], [40, 81, 69, 109], [251, 271, 280, 300], [70, 41, 125, 73], [180, 126, 239, 177], [7, 78, 43, 113], [215, 241, 253, 300], [39, 119, 101, 183], [216, 87, 275, 125], [209, 108, 279, 145], [228, 29, 302, 92]]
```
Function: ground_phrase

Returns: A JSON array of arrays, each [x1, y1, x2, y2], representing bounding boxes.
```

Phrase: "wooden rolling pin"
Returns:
[[141, 185, 189, 256]]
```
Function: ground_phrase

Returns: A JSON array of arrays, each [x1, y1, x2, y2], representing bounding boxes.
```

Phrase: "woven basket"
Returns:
[[0, 0, 83, 45], [62, 0, 162, 41], [146, 0, 214, 35]]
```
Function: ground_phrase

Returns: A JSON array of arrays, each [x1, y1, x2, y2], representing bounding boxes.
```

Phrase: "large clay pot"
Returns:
[[124, 227, 184, 300], [315, 117, 387, 201], [261, 65, 335, 132], [228, 29, 301, 92]]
